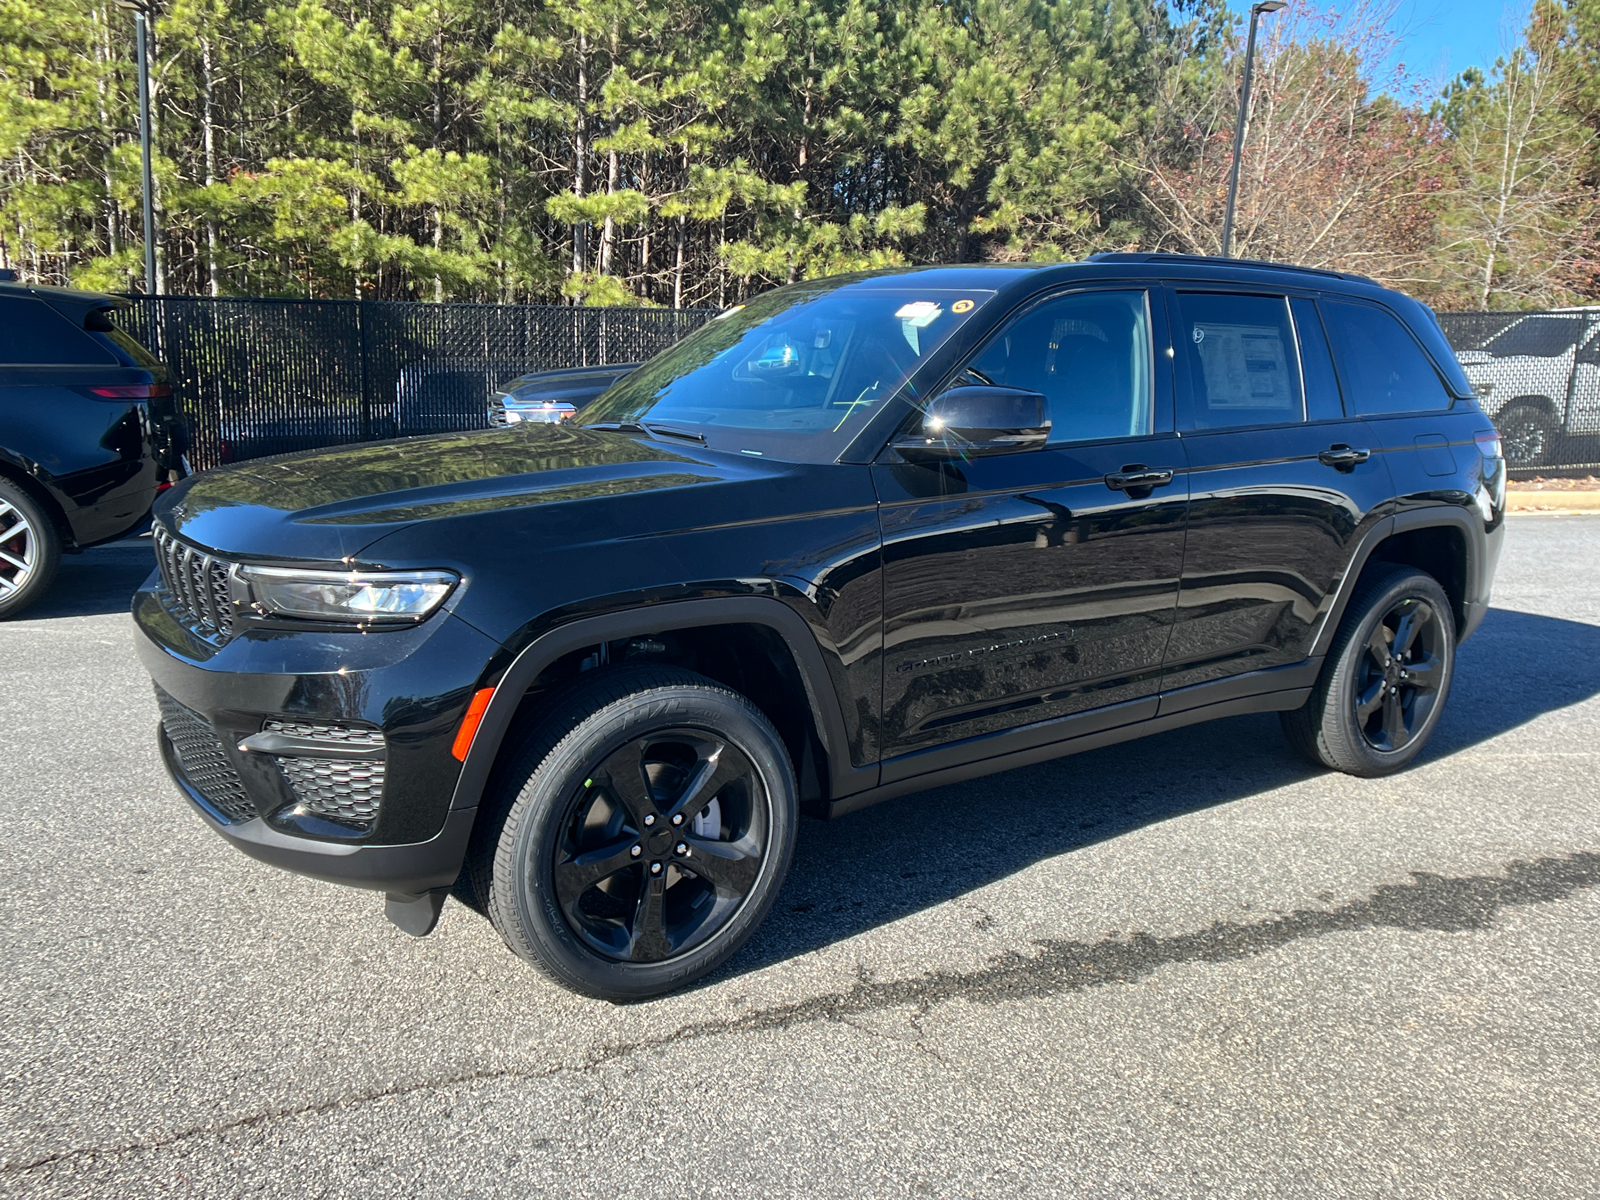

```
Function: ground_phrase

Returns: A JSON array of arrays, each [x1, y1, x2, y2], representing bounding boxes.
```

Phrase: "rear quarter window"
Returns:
[[0, 295, 119, 365], [1319, 299, 1453, 416]]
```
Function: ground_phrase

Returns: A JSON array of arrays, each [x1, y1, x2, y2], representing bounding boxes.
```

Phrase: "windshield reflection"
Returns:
[[581, 278, 994, 462]]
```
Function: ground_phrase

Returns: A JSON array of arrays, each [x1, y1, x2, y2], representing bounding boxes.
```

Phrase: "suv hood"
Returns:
[[155, 424, 725, 563]]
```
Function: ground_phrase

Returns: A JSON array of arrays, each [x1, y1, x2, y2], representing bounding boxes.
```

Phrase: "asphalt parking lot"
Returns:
[[3, 515, 1598, 1199]]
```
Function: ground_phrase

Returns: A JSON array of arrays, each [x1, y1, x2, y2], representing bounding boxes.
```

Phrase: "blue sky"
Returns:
[[1377, 0, 1526, 87]]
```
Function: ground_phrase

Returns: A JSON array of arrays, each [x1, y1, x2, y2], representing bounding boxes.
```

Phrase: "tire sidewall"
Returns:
[[0, 480, 61, 620], [1499, 403, 1554, 468], [504, 683, 797, 1000], [1325, 569, 1456, 775]]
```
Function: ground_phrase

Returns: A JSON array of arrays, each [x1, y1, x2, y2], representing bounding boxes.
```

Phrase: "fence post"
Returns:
[[357, 299, 373, 441]]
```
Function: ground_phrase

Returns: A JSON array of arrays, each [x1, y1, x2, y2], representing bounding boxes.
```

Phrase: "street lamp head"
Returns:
[[1253, 1, 1288, 12]]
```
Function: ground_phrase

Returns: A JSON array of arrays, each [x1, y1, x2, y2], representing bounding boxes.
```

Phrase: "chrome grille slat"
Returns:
[[212, 569, 235, 636], [152, 528, 237, 644], [197, 554, 220, 629]]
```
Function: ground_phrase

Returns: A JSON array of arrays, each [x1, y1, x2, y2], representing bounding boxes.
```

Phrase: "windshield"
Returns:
[[1483, 315, 1587, 358], [580, 279, 996, 462]]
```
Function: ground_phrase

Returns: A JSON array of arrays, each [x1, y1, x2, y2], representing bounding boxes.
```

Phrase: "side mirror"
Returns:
[[892, 385, 1051, 461]]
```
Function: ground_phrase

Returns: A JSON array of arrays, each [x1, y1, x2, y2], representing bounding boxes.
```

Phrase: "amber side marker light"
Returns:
[[451, 687, 496, 761]]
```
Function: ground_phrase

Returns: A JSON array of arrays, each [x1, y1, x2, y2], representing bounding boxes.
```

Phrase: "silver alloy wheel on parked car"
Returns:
[[0, 498, 36, 598], [1495, 403, 1554, 468]]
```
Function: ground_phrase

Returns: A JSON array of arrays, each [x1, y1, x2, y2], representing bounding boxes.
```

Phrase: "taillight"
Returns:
[[89, 384, 172, 399], [1475, 430, 1503, 459]]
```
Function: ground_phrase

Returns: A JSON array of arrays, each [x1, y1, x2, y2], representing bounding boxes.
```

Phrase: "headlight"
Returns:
[[240, 566, 458, 624], [505, 399, 578, 424]]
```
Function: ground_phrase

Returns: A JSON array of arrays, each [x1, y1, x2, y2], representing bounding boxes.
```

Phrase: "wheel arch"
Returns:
[[1496, 394, 1559, 416], [0, 452, 76, 549], [449, 597, 876, 819], [1311, 506, 1483, 657]]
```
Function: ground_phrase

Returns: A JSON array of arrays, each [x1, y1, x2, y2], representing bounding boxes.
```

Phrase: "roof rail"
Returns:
[[1085, 251, 1361, 283]]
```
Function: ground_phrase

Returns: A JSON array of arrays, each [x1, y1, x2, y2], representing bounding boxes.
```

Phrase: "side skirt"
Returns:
[[825, 682, 1312, 819]]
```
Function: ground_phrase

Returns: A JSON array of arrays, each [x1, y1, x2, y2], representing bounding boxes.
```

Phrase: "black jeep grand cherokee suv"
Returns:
[[135, 256, 1505, 999]]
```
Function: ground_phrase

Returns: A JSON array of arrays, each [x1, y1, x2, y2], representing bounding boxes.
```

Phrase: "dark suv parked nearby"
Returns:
[[1, 280, 184, 616], [134, 256, 1505, 1000]]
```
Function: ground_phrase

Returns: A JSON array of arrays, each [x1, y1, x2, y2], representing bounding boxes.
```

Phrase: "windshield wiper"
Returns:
[[642, 422, 707, 445], [584, 421, 647, 433]]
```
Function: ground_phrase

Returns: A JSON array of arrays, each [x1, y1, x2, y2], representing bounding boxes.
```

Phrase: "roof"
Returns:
[[1086, 251, 1370, 283], [0, 280, 124, 310]]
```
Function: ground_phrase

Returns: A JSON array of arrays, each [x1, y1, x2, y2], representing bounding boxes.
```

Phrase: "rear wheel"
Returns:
[[0, 480, 60, 620], [1496, 402, 1556, 469], [472, 665, 798, 1001], [1281, 565, 1455, 777]]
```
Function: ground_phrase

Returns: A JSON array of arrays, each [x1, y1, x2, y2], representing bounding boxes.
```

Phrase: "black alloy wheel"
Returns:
[[472, 665, 797, 1001], [1350, 595, 1444, 753], [1496, 403, 1555, 469], [554, 731, 768, 963], [1281, 564, 1455, 777]]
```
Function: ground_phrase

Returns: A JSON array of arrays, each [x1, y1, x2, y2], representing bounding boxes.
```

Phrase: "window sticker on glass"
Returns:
[[895, 301, 943, 328], [1192, 322, 1295, 409]]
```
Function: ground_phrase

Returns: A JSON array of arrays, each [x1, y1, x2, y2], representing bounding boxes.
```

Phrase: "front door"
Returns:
[[873, 287, 1189, 774], [1571, 320, 1600, 440], [1159, 289, 1394, 702]]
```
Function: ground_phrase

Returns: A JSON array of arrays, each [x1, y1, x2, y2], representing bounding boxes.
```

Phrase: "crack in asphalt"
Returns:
[[12, 850, 1597, 1179]]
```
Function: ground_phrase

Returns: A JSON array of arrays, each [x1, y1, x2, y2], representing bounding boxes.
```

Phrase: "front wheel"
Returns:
[[472, 666, 798, 1001], [1281, 565, 1456, 777]]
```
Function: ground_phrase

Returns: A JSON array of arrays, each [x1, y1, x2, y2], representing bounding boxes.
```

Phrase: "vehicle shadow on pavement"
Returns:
[[721, 605, 1600, 981], [20, 538, 152, 620]]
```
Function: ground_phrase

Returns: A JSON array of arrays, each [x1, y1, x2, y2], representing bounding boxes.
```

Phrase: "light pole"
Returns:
[[1219, 0, 1286, 259], [114, 0, 157, 293]]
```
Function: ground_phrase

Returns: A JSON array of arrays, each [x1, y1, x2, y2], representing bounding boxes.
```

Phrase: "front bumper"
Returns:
[[134, 579, 502, 894]]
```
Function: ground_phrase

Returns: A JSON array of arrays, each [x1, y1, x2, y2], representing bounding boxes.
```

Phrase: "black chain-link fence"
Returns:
[[1435, 310, 1600, 477], [115, 297, 1598, 477], [117, 296, 715, 469]]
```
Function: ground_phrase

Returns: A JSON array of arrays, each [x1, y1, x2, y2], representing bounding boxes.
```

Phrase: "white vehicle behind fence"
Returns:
[[1453, 308, 1600, 468]]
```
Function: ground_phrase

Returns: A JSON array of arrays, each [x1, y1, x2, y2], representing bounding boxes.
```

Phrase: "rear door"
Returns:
[[873, 286, 1189, 771], [1159, 288, 1392, 703], [1317, 297, 1474, 513]]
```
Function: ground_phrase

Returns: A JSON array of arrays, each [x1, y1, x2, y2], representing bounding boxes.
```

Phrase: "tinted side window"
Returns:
[[1174, 292, 1303, 429], [1289, 296, 1345, 422], [1576, 325, 1600, 367], [965, 290, 1153, 444], [0, 296, 118, 365], [1320, 299, 1452, 415]]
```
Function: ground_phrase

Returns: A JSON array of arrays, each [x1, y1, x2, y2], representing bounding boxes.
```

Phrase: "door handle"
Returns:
[[1104, 465, 1175, 494], [1318, 444, 1371, 471]]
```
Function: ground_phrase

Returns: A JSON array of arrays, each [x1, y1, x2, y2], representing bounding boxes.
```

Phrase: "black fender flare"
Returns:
[[1308, 503, 1486, 659], [447, 596, 878, 813]]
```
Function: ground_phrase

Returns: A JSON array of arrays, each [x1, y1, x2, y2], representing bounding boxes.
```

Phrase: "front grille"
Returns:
[[153, 526, 236, 640], [263, 719, 386, 829], [263, 719, 383, 748], [155, 686, 257, 823]]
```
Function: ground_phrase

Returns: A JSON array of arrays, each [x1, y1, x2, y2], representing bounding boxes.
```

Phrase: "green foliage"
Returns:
[[0, 0, 1593, 305]]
